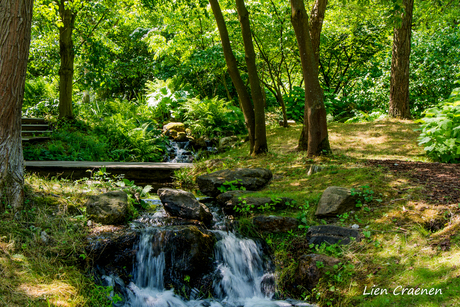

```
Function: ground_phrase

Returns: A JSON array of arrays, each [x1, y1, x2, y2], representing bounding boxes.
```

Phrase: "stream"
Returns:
[[95, 200, 314, 307]]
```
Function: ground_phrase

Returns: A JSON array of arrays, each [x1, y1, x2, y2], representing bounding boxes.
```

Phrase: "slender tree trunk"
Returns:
[[221, 74, 233, 101], [0, 0, 34, 210], [235, 0, 268, 155], [309, 0, 328, 67], [276, 86, 289, 127], [389, 0, 414, 119], [209, 0, 256, 153], [58, 0, 76, 119], [291, 0, 331, 156]]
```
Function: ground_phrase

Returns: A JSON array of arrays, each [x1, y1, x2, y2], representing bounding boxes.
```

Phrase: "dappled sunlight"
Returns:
[[18, 281, 76, 306], [327, 119, 426, 161]]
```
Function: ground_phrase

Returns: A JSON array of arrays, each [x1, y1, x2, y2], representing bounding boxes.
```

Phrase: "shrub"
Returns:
[[174, 96, 245, 138], [418, 88, 460, 162]]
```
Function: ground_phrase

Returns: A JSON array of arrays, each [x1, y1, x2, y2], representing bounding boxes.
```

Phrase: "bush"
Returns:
[[174, 96, 245, 138], [418, 88, 460, 162]]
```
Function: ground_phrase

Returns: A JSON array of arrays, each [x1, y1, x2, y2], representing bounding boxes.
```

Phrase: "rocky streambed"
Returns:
[[85, 168, 362, 306]]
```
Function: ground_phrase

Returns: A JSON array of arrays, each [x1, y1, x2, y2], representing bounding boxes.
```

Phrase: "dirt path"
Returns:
[[367, 159, 460, 204]]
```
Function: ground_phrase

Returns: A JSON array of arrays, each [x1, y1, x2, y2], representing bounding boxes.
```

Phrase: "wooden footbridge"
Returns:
[[25, 161, 193, 185], [22, 118, 193, 185]]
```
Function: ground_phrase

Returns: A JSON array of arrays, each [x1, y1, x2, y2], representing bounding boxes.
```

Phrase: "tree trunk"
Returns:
[[389, 0, 414, 119], [235, 0, 268, 155], [58, 0, 76, 119], [309, 0, 328, 67], [0, 0, 34, 210], [290, 0, 331, 156], [276, 86, 289, 127], [209, 0, 256, 153]]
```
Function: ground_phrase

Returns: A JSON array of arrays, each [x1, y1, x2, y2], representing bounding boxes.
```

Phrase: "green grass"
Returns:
[[4, 118, 457, 306], [181, 119, 457, 306]]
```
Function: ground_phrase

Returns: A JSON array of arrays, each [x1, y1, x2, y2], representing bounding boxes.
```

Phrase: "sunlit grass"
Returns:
[[5, 118, 456, 306]]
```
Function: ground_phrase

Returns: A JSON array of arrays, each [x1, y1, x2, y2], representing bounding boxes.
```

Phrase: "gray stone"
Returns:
[[216, 190, 252, 205], [218, 136, 239, 152], [307, 225, 360, 245], [307, 165, 324, 176], [253, 215, 299, 233], [86, 190, 128, 225], [174, 131, 188, 142], [315, 186, 358, 217], [294, 254, 340, 292], [163, 122, 185, 133], [157, 188, 213, 226], [197, 168, 273, 197]]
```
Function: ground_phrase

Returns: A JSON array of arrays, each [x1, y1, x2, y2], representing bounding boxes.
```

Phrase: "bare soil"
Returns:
[[367, 159, 460, 205]]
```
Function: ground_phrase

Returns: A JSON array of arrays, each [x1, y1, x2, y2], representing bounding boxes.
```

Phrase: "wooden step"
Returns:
[[22, 124, 50, 131], [22, 118, 47, 125], [22, 137, 52, 143], [22, 130, 53, 137]]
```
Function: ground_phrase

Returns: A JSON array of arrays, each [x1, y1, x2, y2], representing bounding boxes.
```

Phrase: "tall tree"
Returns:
[[309, 0, 328, 66], [58, 0, 77, 119], [209, 0, 268, 155], [235, 0, 267, 154], [290, 0, 331, 156], [0, 0, 34, 210], [389, 0, 414, 119]]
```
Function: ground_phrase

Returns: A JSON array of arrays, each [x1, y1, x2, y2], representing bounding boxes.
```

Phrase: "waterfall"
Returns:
[[213, 231, 275, 305], [119, 229, 278, 307]]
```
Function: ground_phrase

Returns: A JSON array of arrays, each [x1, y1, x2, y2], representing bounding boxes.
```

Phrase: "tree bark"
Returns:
[[309, 0, 328, 67], [235, 0, 268, 155], [389, 0, 414, 119], [58, 0, 76, 119], [0, 0, 34, 210], [290, 0, 331, 156], [209, 0, 256, 153]]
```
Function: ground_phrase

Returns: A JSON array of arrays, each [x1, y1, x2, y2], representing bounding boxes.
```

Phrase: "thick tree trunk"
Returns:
[[0, 0, 34, 210], [209, 0, 256, 153], [309, 0, 328, 67], [389, 0, 414, 119], [235, 0, 268, 155], [290, 0, 331, 156], [58, 0, 76, 119]]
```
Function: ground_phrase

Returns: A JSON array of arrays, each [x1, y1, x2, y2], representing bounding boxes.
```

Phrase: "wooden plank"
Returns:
[[22, 137, 51, 143], [22, 124, 50, 131], [21, 118, 47, 124]]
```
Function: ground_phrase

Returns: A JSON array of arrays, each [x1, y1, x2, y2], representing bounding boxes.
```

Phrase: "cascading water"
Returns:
[[118, 229, 278, 307], [165, 140, 217, 163], [97, 200, 315, 307]]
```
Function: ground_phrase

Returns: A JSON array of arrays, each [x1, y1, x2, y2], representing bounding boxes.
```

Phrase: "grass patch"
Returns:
[[5, 118, 455, 306]]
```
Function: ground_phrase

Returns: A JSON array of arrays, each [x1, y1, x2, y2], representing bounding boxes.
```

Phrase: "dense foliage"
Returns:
[[418, 87, 460, 163], [22, 0, 460, 161]]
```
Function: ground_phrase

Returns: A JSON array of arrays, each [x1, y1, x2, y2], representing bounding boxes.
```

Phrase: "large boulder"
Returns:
[[253, 215, 299, 233], [163, 122, 185, 133], [86, 190, 128, 225], [157, 188, 213, 226], [197, 168, 273, 197], [315, 186, 358, 217], [86, 227, 137, 282], [147, 226, 217, 294], [306, 225, 360, 245]]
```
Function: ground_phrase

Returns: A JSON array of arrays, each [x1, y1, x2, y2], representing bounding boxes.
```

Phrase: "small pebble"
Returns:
[[351, 224, 359, 229]]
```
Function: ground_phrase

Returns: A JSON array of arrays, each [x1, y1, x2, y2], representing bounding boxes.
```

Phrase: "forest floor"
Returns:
[[1, 118, 459, 307]]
